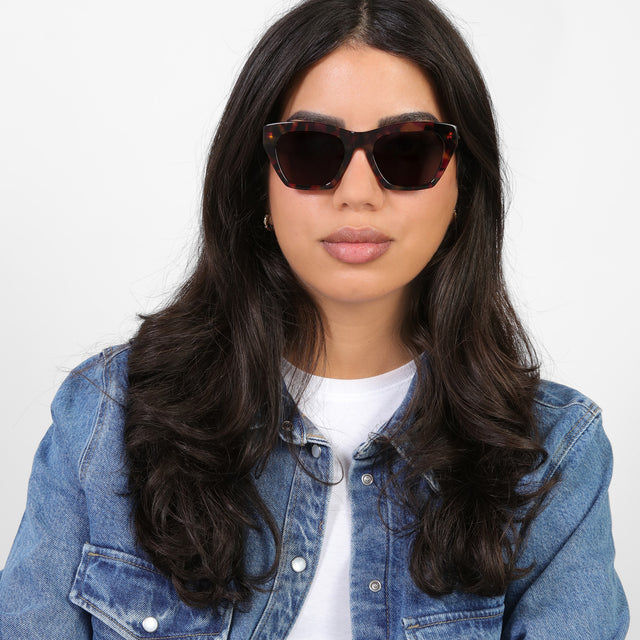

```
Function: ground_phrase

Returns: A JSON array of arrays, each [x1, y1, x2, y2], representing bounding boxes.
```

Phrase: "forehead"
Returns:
[[281, 44, 443, 129]]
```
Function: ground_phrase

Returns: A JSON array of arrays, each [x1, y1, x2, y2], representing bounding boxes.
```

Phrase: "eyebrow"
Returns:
[[378, 111, 438, 126], [286, 111, 344, 126], [286, 110, 439, 129]]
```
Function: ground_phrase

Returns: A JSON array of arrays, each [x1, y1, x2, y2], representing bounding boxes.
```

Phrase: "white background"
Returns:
[[1, 0, 637, 632]]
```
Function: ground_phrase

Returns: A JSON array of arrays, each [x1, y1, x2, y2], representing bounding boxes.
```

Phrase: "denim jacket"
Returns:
[[0, 345, 629, 639]]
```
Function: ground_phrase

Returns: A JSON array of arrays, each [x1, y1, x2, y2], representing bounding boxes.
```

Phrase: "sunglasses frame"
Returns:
[[263, 120, 458, 191]]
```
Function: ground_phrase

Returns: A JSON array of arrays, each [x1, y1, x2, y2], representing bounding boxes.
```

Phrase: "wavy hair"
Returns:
[[125, 0, 556, 608]]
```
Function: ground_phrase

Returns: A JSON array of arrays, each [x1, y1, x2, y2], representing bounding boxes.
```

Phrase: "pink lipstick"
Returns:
[[322, 227, 392, 264]]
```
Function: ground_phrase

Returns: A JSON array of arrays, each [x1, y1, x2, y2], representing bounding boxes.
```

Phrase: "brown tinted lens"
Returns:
[[276, 131, 344, 187], [373, 130, 443, 187]]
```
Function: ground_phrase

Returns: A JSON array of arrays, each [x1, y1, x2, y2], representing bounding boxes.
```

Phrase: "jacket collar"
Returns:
[[278, 365, 439, 492]]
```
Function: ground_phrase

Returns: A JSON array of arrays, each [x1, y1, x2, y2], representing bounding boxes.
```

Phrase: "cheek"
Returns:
[[401, 213, 449, 274], [269, 174, 298, 238], [412, 165, 458, 233], [268, 169, 305, 223], [268, 171, 316, 267], [439, 156, 458, 209], [267, 169, 284, 216], [402, 175, 458, 268]]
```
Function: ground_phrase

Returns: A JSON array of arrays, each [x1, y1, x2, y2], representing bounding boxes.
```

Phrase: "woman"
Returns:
[[0, 0, 629, 637]]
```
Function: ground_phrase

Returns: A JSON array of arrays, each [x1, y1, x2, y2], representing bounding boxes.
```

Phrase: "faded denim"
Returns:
[[0, 345, 629, 639]]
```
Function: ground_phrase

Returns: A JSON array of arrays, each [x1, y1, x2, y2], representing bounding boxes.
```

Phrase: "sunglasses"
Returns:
[[263, 120, 458, 191]]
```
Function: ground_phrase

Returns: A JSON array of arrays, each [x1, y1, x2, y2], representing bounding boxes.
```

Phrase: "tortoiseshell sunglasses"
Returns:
[[263, 120, 458, 191]]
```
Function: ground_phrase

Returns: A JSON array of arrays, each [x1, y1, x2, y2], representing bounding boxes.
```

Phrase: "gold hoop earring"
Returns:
[[453, 208, 457, 221], [263, 213, 274, 231]]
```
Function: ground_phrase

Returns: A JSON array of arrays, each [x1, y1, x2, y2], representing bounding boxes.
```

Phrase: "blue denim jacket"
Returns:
[[0, 345, 629, 639]]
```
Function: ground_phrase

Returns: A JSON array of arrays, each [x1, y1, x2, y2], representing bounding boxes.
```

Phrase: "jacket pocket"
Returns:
[[402, 604, 504, 639], [69, 543, 233, 640]]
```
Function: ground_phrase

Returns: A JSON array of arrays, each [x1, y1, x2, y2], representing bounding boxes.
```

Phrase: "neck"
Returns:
[[302, 292, 412, 379]]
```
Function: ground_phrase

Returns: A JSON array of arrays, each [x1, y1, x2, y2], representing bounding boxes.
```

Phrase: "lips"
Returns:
[[322, 226, 392, 264]]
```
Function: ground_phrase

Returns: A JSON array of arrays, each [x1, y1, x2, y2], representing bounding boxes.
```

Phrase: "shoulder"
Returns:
[[532, 379, 610, 482], [55, 343, 130, 406], [50, 344, 131, 476], [53, 343, 130, 414], [503, 381, 628, 633]]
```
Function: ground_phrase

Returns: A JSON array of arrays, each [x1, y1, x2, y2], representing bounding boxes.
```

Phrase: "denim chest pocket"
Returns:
[[402, 604, 504, 639], [69, 543, 233, 640]]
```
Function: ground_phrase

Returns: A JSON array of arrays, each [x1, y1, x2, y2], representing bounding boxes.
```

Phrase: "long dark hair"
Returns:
[[125, 0, 555, 608]]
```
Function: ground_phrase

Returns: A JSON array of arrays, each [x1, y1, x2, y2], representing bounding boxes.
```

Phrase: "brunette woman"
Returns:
[[0, 0, 628, 638]]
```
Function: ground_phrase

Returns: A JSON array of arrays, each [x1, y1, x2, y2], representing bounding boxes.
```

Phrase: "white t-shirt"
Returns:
[[283, 360, 416, 640]]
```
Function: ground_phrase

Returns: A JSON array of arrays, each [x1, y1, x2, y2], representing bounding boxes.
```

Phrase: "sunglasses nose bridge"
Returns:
[[342, 130, 382, 182]]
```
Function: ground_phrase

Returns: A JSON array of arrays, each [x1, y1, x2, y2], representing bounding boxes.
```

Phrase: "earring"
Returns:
[[453, 208, 457, 220], [263, 213, 274, 231]]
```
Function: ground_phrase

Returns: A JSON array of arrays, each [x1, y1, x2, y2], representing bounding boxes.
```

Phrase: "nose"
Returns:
[[332, 149, 384, 211]]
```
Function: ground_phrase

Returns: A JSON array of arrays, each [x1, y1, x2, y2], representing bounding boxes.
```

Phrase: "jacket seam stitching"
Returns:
[[75, 594, 223, 639], [249, 456, 303, 638], [543, 405, 600, 483], [74, 596, 138, 638], [78, 356, 109, 483], [406, 611, 503, 629], [101, 343, 130, 363], [533, 398, 599, 411], [86, 551, 162, 575], [384, 471, 391, 640]]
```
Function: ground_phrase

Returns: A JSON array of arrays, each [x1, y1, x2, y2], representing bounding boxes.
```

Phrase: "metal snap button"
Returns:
[[369, 579, 382, 592], [142, 616, 159, 633], [361, 473, 374, 486], [311, 444, 321, 458], [291, 556, 307, 572]]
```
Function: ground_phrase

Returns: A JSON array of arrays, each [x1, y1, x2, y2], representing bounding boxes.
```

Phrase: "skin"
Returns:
[[268, 44, 458, 378]]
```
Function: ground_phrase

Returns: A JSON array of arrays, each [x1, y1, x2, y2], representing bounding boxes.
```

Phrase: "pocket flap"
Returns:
[[69, 543, 232, 640], [403, 604, 504, 639]]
